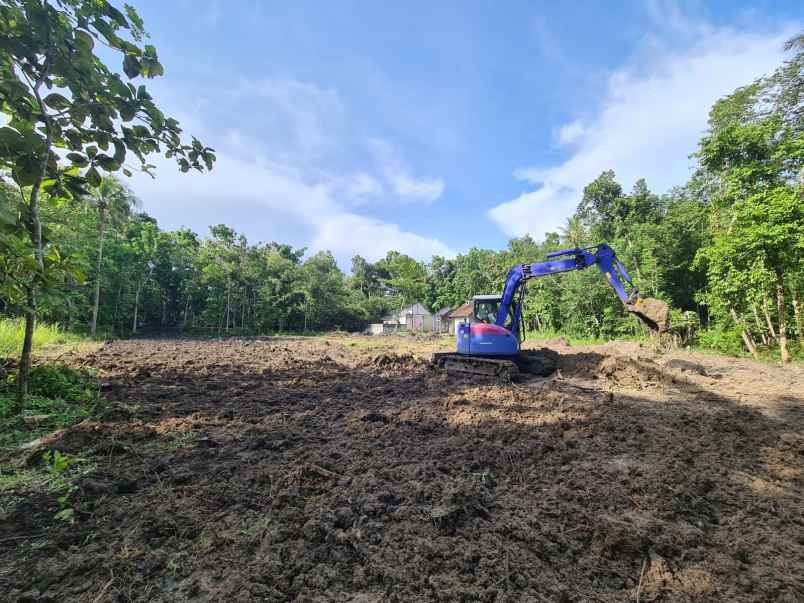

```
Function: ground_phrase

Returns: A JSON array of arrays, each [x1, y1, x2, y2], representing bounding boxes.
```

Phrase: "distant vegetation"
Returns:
[[0, 318, 84, 358]]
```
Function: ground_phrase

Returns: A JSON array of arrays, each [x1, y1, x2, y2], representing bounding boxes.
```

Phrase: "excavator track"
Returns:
[[432, 348, 558, 380], [431, 353, 520, 379]]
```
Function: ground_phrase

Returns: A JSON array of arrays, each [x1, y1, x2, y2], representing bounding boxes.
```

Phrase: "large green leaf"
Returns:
[[0, 126, 25, 153], [66, 152, 88, 167], [123, 55, 140, 78], [85, 165, 101, 187], [74, 29, 94, 53], [12, 154, 41, 186], [113, 139, 126, 163], [43, 93, 71, 110], [140, 57, 164, 78], [96, 154, 121, 171], [0, 202, 18, 226], [104, 4, 130, 28]]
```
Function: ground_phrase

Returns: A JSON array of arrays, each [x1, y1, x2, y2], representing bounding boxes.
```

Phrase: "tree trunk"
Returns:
[[776, 274, 790, 363], [114, 280, 123, 334], [16, 74, 51, 412], [241, 296, 246, 332], [225, 281, 231, 331], [751, 304, 768, 345], [792, 291, 803, 347], [90, 201, 108, 337], [731, 309, 759, 360], [14, 287, 37, 412], [132, 281, 141, 334], [763, 294, 777, 341], [183, 293, 191, 328]]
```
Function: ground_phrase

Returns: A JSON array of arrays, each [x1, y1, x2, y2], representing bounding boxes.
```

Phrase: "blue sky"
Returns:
[[127, 0, 801, 266]]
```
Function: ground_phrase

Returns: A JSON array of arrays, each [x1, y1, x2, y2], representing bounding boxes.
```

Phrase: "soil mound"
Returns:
[[368, 352, 424, 368], [558, 348, 671, 389]]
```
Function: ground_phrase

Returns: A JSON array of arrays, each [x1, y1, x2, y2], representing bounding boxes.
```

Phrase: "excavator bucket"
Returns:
[[626, 297, 670, 333]]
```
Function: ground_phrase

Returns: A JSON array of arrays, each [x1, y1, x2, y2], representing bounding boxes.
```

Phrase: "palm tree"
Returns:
[[88, 176, 138, 337], [558, 216, 586, 248]]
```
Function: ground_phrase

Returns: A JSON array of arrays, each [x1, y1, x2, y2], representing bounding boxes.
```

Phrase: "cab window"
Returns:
[[474, 301, 499, 324]]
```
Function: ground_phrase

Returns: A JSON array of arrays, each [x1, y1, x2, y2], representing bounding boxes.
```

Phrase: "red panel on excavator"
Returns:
[[471, 324, 509, 335]]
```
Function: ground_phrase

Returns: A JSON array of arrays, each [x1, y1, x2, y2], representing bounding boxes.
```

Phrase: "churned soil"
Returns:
[[1, 335, 803, 602]]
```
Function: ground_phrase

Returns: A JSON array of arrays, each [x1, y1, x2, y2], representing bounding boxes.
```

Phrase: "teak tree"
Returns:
[[0, 0, 215, 411]]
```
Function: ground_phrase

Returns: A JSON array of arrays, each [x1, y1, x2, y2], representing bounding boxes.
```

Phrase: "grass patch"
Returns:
[[0, 364, 101, 451], [0, 451, 94, 525], [525, 329, 645, 347], [0, 468, 38, 492], [0, 318, 87, 358], [163, 430, 198, 451], [527, 326, 803, 363], [691, 342, 804, 363]]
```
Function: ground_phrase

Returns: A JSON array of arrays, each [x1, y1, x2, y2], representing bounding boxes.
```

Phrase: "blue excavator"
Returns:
[[432, 243, 670, 378]]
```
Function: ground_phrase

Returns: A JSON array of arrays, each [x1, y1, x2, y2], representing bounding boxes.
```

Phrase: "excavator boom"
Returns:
[[497, 243, 668, 335]]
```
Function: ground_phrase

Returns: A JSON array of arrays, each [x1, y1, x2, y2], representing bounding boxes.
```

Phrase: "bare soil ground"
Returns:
[[1, 334, 803, 602]]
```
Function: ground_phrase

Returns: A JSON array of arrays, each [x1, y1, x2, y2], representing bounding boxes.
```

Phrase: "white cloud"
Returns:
[[311, 213, 453, 262], [555, 119, 585, 146], [489, 19, 796, 239], [236, 77, 346, 161], [369, 138, 445, 203], [126, 76, 451, 265], [342, 173, 384, 200], [131, 147, 453, 265]]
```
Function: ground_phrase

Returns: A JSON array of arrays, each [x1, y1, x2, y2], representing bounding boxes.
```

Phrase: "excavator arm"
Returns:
[[496, 243, 668, 335]]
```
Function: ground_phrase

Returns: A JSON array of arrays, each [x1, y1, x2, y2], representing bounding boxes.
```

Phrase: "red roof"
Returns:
[[447, 302, 473, 319]]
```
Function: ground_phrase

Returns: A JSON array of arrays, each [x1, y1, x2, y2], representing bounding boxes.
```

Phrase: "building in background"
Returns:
[[367, 302, 445, 334], [382, 303, 433, 332], [445, 302, 473, 335], [433, 306, 454, 333]]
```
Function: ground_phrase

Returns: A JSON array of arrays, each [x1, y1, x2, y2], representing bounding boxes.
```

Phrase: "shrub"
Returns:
[[24, 365, 95, 401], [695, 325, 745, 356]]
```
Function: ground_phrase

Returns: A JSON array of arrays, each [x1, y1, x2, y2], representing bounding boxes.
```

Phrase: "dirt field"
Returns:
[[2, 334, 803, 602]]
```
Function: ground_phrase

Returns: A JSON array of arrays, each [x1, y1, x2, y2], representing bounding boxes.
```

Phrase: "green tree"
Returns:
[[0, 0, 214, 410], [87, 176, 137, 336], [376, 251, 427, 305], [257, 243, 304, 332], [558, 216, 586, 248], [696, 39, 804, 361], [301, 251, 349, 331], [124, 214, 158, 333], [575, 170, 625, 237]]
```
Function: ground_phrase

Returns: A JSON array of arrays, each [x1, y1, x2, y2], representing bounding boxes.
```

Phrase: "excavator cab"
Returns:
[[456, 294, 520, 356], [472, 295, 502, 325]]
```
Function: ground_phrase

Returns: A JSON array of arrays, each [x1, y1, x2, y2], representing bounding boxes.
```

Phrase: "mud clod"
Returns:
[[626, 297, 671, 332]]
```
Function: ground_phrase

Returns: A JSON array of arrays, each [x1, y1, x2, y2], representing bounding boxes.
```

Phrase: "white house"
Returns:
[[445, 302, 473, 334], [381, 302, 434, 332]]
